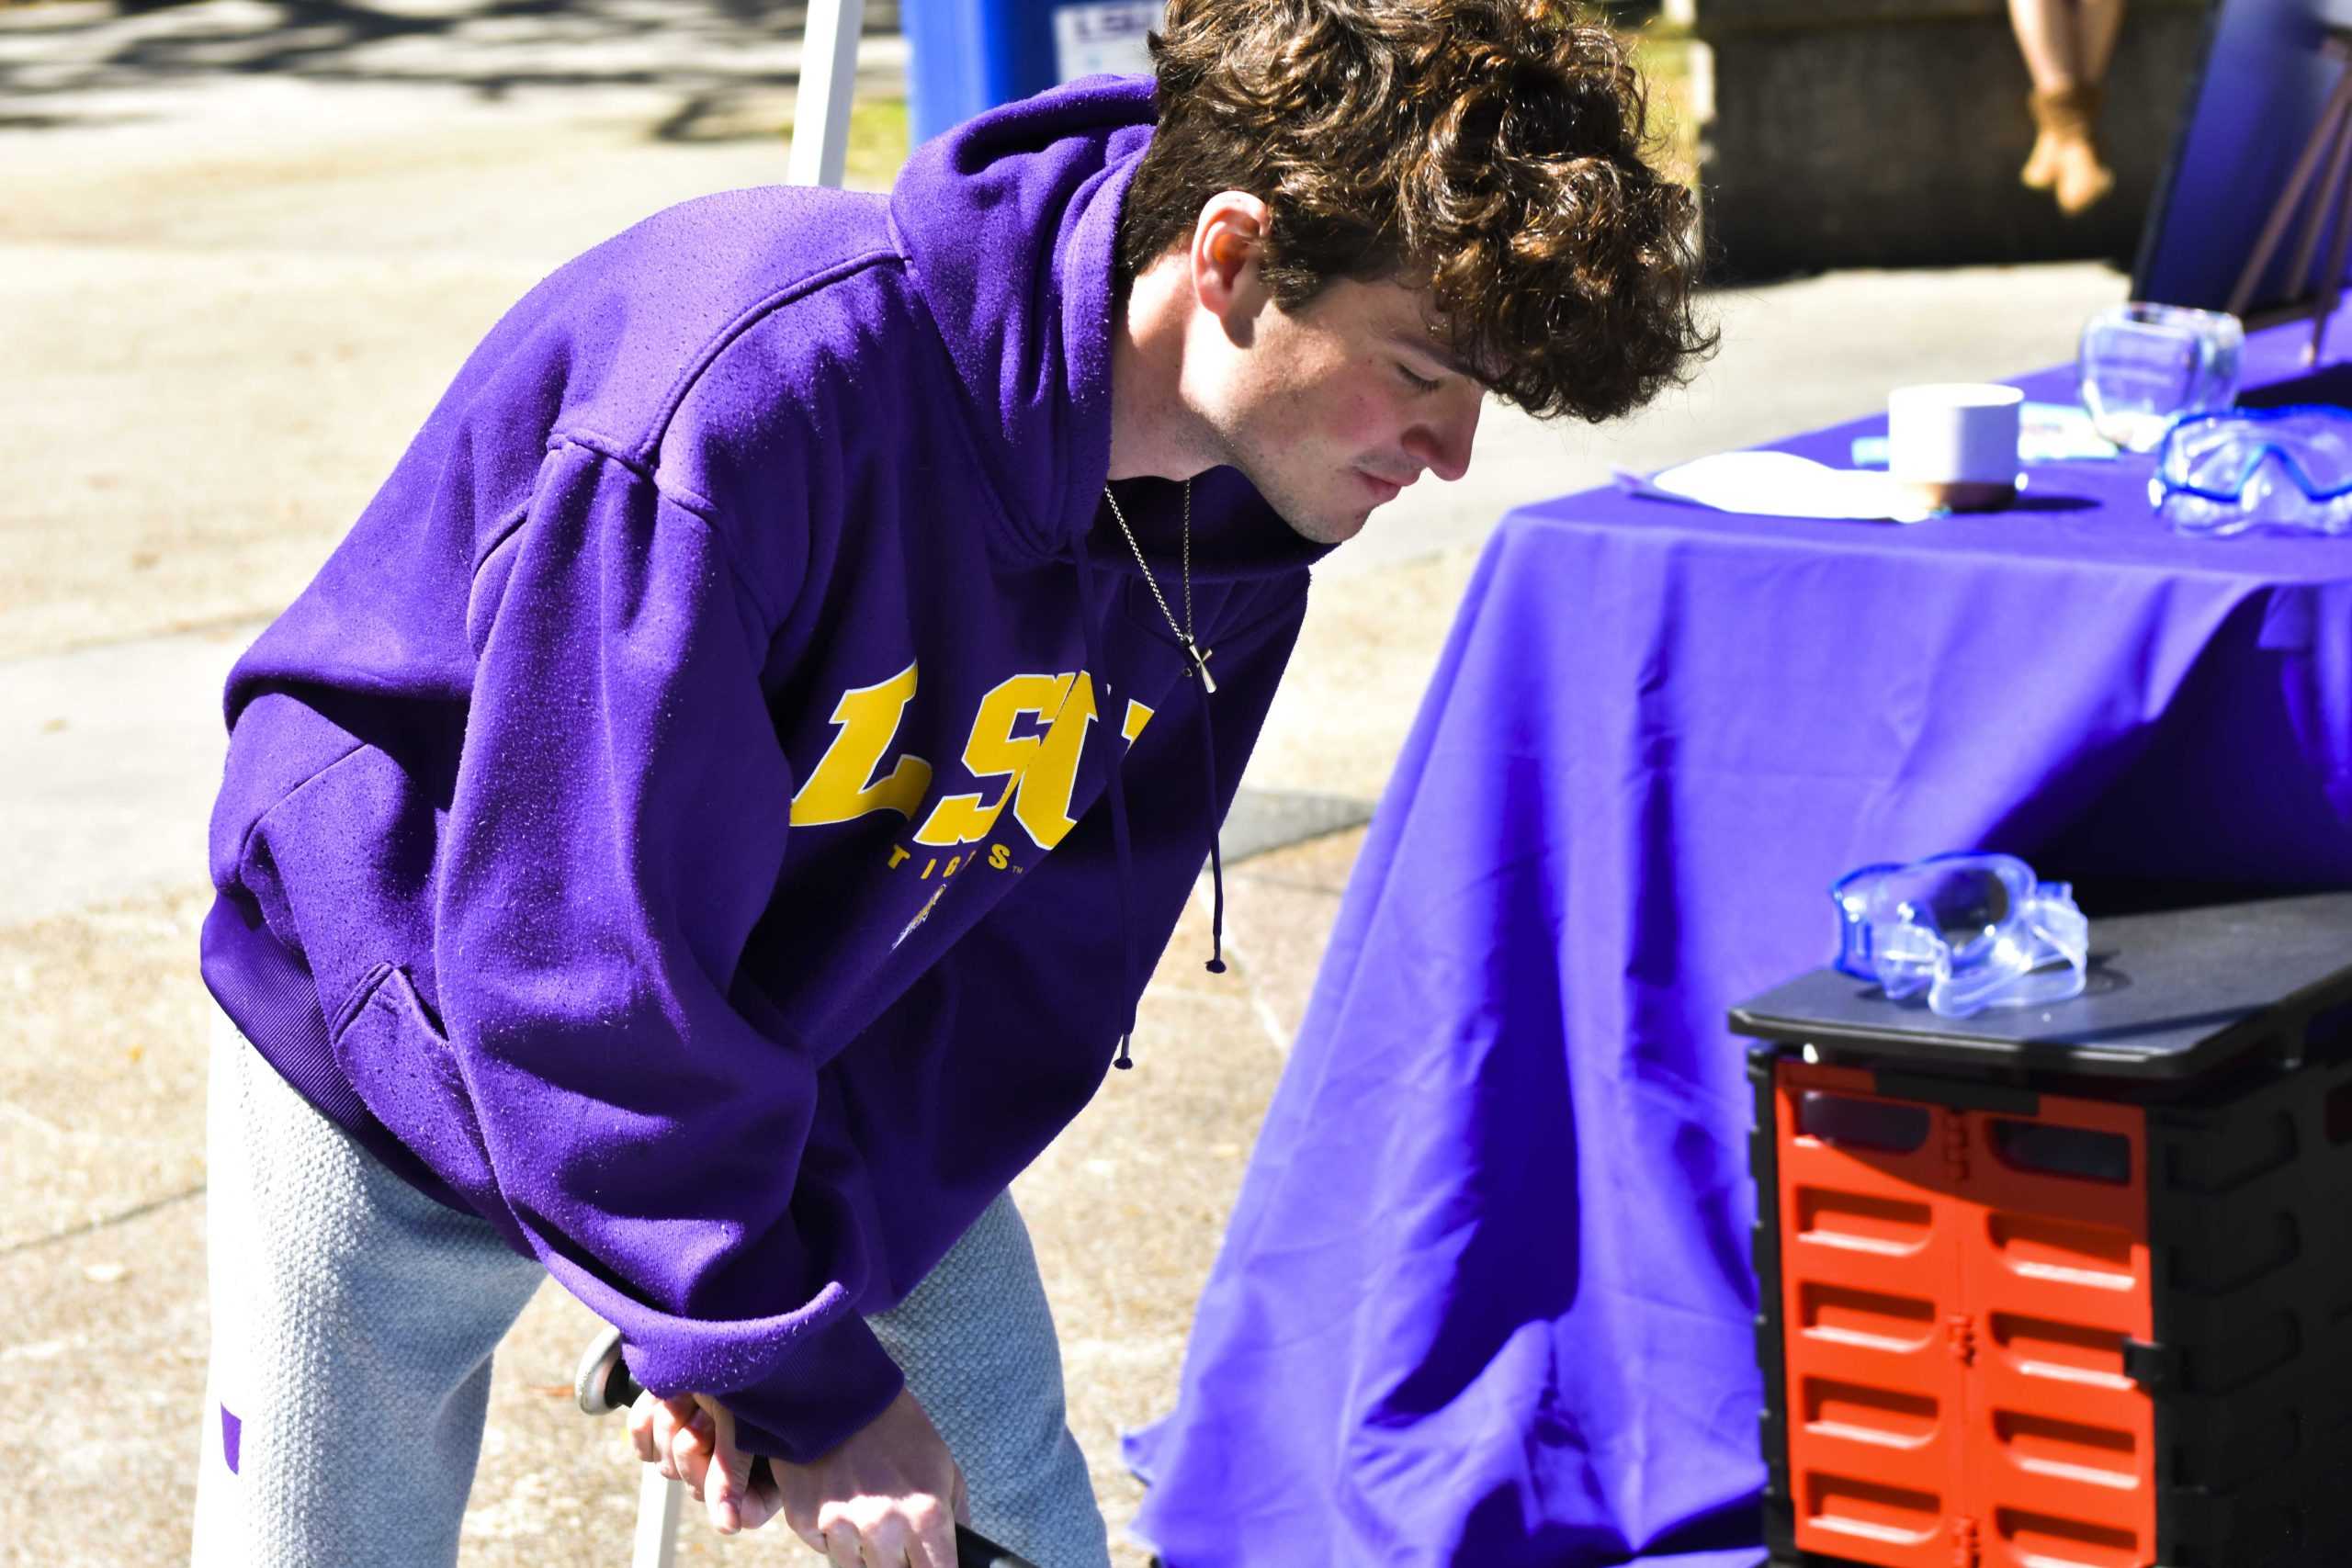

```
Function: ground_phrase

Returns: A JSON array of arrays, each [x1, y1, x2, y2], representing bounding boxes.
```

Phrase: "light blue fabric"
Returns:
[[871, 1191, 1113, 1568], [191, 1014, 543, 1568], [193, 1017, 1107, 1567]]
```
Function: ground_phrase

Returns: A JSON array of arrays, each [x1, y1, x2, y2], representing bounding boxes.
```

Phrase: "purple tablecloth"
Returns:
[[1123, 322, 2352, 1567]]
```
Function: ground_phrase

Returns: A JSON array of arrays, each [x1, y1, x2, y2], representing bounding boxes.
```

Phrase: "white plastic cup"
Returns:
[[1888, 383, 2024, 512]]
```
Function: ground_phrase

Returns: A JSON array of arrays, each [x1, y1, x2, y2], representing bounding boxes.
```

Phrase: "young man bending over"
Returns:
[[190, 0, 1710, 1563]]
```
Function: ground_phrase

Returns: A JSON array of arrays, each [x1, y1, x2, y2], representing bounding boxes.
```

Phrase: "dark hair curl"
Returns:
[[1118, 0, 1715, 423]]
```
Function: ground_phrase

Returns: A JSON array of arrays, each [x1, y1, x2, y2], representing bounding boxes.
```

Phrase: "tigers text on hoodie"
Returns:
[[199, 75, 1323, 1461]]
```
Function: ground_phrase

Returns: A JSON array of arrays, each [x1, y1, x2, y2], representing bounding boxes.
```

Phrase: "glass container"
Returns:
[[2078, 301, 2245, 453]]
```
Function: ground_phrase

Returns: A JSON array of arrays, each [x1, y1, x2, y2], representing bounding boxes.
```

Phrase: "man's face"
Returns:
[[1185, 275, 1485, 546]]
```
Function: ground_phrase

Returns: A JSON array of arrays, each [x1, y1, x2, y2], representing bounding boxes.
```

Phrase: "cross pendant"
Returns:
[[1184, 639, 1217, 694]]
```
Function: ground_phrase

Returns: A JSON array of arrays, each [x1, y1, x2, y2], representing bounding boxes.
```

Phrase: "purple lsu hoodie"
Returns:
[[199, 75, 1327, 1461]]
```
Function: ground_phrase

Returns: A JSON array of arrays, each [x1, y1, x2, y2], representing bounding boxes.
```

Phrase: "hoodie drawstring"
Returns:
[[1199, 704, 1227, 975], [1086, 479, 1243, 1066], [1070, 545, 1141, 1068]]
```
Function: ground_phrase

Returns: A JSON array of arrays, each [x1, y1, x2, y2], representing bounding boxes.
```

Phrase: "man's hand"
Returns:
[[627, 1384, 968, 1565], [770, 1388, 970, 1567], [628, 1390, 778, 1532]]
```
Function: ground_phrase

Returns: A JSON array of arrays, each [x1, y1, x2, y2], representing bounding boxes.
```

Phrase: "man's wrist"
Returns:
[[719, 1310, 906, 1463]]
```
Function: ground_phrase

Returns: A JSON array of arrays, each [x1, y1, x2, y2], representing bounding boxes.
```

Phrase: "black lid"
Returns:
[[1728, 892, 2352, 1080]]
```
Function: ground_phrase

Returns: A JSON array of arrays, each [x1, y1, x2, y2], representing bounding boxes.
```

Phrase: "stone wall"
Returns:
[[1679, 0, 2212, 279]]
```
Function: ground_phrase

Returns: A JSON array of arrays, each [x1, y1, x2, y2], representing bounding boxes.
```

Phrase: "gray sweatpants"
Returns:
[[190, 1014, 1110, 1567]]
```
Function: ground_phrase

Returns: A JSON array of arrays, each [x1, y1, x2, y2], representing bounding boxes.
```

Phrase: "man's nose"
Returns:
[[1405, 387, 1481, 482]]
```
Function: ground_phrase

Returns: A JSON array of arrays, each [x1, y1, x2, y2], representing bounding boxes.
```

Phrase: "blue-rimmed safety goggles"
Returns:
[[2152, 405, 2352, 537], [1830, 852, 2088, 1019]]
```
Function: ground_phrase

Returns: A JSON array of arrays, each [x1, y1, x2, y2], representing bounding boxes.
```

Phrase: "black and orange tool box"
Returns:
[[1729, 892, 2352, 1568]]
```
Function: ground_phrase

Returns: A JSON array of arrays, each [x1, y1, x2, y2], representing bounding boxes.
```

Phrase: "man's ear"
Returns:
[[1190, 191, 1271, 325]]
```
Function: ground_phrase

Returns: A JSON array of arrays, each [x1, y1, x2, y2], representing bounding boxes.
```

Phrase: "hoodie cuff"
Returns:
[[709, 1312, 908, 1464]]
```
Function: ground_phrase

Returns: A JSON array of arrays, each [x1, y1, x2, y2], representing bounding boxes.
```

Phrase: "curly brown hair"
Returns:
[[1118, 0, 1714, 423]]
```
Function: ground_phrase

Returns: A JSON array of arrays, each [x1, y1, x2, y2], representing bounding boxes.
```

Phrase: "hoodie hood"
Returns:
[[890, 76, 1333, 584], [891, 77, 1152, 565]]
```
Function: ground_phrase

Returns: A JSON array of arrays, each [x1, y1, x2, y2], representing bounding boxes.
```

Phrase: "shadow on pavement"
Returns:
[[1, 0, 875, 141]]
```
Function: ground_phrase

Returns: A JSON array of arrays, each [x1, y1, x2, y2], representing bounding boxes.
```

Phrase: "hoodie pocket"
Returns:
[[330, 964, 499, 1210]]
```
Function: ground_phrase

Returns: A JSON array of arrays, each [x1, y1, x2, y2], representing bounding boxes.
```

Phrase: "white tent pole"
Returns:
[[630, 4, 862, 1560], [787, 0, 869, 187]]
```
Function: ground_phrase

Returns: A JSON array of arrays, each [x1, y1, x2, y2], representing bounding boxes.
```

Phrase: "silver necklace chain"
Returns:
[[1102, 479, 1216, 693]]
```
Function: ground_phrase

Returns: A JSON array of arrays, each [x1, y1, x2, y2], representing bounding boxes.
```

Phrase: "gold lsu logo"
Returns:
[[788, 661, 1154, 878]]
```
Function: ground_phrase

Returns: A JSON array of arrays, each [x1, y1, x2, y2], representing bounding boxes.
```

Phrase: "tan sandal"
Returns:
[[2021, 92, 2062, 191], [2028, 85, 2114, 215]]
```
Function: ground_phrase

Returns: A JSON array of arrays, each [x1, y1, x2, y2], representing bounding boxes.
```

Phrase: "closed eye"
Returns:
[[1396, 363, 1441, 392]]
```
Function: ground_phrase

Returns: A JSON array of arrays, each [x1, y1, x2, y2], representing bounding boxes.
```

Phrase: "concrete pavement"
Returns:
[[1, 1, 2131, 1561]]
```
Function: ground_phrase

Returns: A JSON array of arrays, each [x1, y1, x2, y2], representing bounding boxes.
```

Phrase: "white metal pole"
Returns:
[[631, 1463, 684, 1568], [787, 0, 870, 187]]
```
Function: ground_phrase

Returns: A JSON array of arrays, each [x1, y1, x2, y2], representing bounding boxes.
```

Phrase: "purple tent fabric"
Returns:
[[1125, 323, 2352, 1567]]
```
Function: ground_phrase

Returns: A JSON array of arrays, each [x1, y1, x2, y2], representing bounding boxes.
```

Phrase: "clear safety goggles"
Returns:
[[1830, 852, 2088, 1019], [2152, 405, 2352, 537]]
